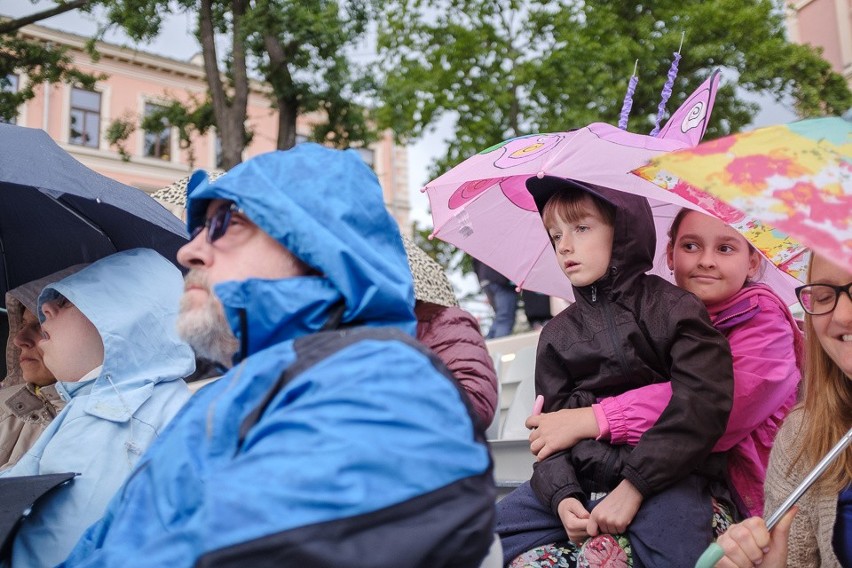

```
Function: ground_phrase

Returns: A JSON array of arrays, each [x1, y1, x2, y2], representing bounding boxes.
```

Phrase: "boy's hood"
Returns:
[[526, 175, 656, 292], [185, 144, 416, 332], [37, 249, 194, 421]]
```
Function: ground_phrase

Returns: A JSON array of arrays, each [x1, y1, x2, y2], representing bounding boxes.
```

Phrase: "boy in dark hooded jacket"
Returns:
[[496, 176, 735, 567]]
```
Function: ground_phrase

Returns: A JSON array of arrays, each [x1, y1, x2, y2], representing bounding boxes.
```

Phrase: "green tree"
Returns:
[[0, 1, 102, 122], [378, 0, 852, 271], [101, 0, 376, 168]]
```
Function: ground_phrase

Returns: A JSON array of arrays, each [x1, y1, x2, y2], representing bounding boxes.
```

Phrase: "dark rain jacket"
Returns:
[[528, 179, 734, 514]]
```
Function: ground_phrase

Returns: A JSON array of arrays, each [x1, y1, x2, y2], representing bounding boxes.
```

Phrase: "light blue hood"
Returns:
[[37, 248, 195, 420], [185, 144, 416, 358]]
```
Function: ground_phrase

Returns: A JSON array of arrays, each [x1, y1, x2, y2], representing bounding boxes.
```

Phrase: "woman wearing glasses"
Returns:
[[714, 253, 852, 568]]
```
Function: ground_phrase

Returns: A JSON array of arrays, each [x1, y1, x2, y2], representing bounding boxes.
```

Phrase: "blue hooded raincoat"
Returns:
[[2, 248, 193, 568], [61, 144, 495, 568]]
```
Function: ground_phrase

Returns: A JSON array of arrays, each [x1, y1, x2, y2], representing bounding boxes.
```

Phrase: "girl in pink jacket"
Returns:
[[593, 209, 803, 517]]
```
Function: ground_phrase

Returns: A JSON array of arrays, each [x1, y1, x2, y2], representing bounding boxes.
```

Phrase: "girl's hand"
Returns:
[[557, 497, 592, 543], [587, 480, 642, 536], [714, 507, 797, 568], [526, 408, 599, 460]]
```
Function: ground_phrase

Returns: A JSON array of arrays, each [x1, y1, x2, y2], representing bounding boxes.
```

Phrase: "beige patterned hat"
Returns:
[[151, 170, 226, 220], [401, 235, 458, 308]]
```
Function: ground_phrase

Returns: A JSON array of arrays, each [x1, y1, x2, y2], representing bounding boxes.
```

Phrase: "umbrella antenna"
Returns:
[[617, 60, 639, 131], [650, 31, 685, 137]]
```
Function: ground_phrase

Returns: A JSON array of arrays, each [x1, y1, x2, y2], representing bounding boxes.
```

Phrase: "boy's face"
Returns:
[[545, 198, 615, 288], [39, 297, 104, 382]]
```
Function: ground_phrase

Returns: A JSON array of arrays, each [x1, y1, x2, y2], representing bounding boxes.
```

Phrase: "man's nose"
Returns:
[[177, 230, 211, 269]]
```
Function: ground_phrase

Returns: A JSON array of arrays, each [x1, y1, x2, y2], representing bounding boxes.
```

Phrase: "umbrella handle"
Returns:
[[694, 425, 852, 568], [694, 543, 723, 568]]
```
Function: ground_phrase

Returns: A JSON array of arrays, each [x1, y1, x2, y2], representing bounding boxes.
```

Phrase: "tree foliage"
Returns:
[[0, 2, 103, 122], [377, 0, 852, 177], [101, 0, 377, 167], [378, 0, 852, 272]]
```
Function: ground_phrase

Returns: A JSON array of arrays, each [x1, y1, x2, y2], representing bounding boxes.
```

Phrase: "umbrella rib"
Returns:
[[45, 193, 117, 251]]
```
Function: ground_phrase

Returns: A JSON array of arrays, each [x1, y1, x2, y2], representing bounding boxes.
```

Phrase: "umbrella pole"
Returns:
[[695, 425, 852, 568]]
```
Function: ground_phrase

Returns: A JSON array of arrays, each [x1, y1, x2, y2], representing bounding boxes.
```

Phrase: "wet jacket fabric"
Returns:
[[529, 178, 734, 512], [415, 301, 498, 426], [2, 249, 193, 568], [61, 144, 494, 568], [0, 383, 63, 471], [598, 283, 802, 516]]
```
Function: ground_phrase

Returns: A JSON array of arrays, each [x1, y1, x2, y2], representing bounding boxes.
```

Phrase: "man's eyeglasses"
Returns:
[[795, 282, 852, 315], [190, 202, 241, 243]]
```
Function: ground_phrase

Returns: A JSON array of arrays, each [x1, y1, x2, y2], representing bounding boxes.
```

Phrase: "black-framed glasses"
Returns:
[[190, 202, 241, 243], [795, 282, 852, 315]]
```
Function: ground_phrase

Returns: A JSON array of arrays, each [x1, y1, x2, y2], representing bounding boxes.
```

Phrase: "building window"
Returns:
[[143, 103, 171, 160], [1, 74, 19, 124], [69, 87, 101, 148]]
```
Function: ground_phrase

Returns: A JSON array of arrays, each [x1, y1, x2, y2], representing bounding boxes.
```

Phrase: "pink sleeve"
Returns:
[[597, 382, 673, 445], [709, 298, 800, 451], [598, 297, 800, 450]]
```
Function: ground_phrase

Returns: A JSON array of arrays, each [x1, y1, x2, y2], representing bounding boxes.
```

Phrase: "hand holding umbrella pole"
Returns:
[[695, 425, 852, 568]]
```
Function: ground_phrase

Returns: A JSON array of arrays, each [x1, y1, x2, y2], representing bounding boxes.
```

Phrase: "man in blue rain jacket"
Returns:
[[60, 143, 495, 568]]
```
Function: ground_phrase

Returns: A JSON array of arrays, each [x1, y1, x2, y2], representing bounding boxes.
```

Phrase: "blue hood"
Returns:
[[185, 144, 416, 353], [37, 249, 195, 421]]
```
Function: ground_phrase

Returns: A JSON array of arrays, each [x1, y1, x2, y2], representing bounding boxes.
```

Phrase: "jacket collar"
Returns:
[[215, 276, 359, 362]]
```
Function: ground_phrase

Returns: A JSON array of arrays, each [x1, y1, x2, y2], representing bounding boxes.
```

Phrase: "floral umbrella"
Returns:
[[636, 116, 851, 272]]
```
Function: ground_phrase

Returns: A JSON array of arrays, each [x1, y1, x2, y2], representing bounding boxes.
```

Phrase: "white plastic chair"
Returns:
[[500, 346, 537, 439]]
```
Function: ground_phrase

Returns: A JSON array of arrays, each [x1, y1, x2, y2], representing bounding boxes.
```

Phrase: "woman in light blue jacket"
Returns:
[[1, 248, 194, 568]]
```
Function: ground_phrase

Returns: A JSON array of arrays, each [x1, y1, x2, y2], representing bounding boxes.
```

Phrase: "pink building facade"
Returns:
[[6, 23, 411, 231], [787, 0, 852, 87]]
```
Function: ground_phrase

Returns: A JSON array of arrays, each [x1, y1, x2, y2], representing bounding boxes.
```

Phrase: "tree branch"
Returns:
[[0, 0, 93, 35]]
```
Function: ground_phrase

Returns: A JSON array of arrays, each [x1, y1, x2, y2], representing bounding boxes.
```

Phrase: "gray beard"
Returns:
[[176, 291, 238, 368]]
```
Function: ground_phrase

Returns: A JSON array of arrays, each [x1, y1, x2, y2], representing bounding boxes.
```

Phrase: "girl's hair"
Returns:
[[792, 254, 852, 491], [667, 208, 766, 283], [541, 190, 616, 229]]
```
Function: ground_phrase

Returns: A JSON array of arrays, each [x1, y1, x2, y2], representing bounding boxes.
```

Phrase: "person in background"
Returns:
[[473, 258, 519, 339], [521, 290, 552, 331], [60, 144, 495, 567], [714, 253, 852, 568], [2, 249, 193, 568], [0, 265, 86, 470], [404, 236, 498, 426]]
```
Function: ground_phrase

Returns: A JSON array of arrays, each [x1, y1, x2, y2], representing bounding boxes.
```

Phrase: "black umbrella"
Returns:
[[0, 123, 189, 307], [0, 472, 76, 561]]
